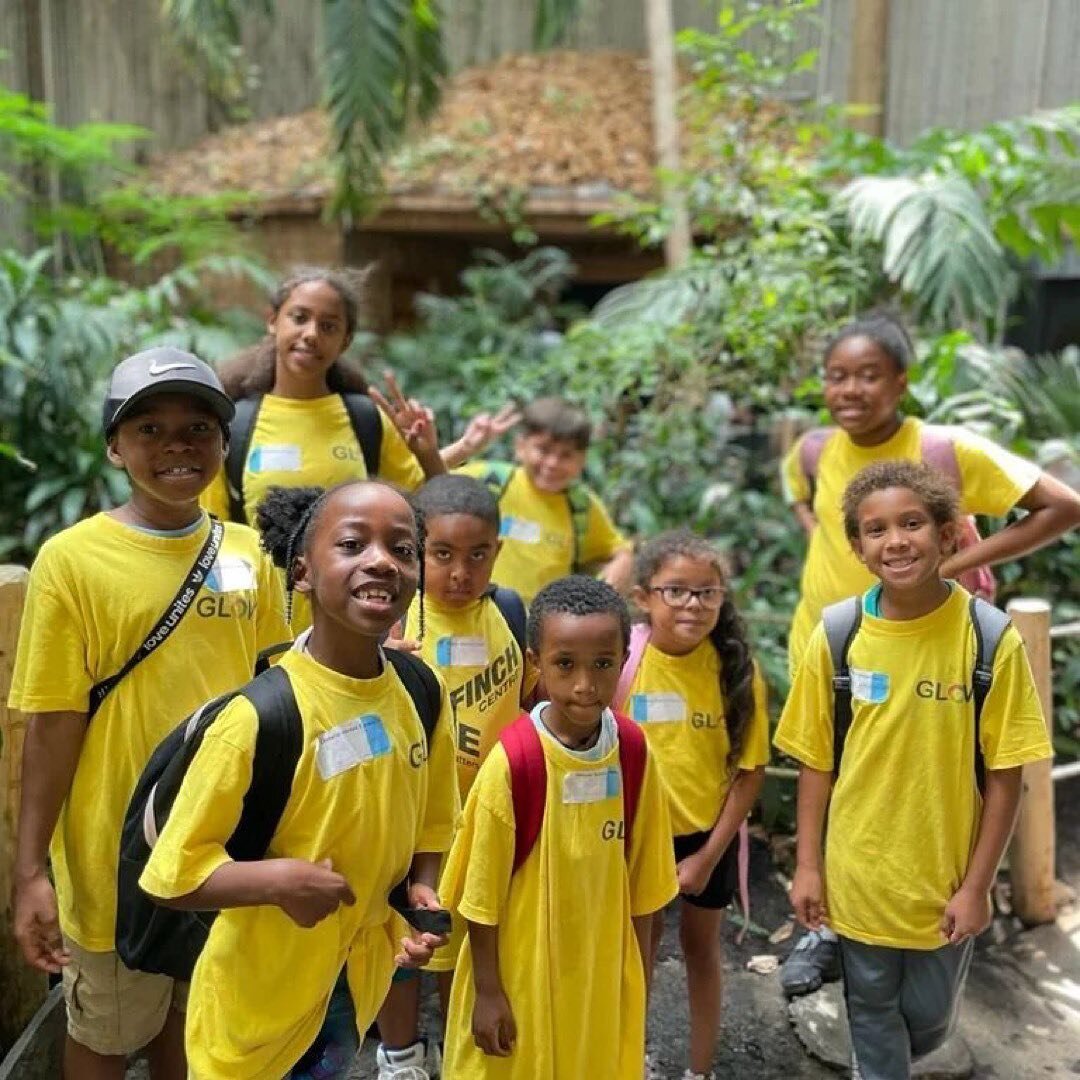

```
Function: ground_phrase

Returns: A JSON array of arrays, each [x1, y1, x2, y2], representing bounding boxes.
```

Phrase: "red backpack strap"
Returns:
[[919, 424, 962, 493], [797, 427, 836, 502], [613, 623, 651, 713], [613, 713, 648, 858], [499, 713, 548, 872]]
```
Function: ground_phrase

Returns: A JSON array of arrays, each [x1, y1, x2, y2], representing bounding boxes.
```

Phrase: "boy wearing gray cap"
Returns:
[[9, 348, 289, 1079]]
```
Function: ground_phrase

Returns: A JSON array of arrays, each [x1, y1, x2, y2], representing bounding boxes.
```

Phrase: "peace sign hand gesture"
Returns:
[[368, 370, 446, 478]]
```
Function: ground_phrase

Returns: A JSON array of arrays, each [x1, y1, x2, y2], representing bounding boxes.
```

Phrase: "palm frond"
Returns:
[[840, 175, 1014, 329], [532, 0, 583, 49]]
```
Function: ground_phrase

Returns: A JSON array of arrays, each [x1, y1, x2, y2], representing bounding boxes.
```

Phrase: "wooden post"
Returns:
[[847, 0, 890, 136], [1006, 597, 1057, 926], [644, 0, 691, 268], [0, 566, 45, 1053]]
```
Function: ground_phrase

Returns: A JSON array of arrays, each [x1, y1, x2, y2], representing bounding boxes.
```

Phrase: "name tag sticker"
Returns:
[[315, 714, 391, 780], [435, 636, 489, 667], [563, 767, 621, 804], [249, 444, 302, 473], [499, 516, 543, 544], [850, 668, 890, 704], [206, 556, 255, 593], [630, 692, 686, 724]]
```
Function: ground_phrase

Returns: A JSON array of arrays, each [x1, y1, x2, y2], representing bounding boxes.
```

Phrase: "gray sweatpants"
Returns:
[[838, 936, 974, 1080]]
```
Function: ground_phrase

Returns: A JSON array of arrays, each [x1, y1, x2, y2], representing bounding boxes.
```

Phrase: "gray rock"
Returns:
[[788, 982, 973, 1078]]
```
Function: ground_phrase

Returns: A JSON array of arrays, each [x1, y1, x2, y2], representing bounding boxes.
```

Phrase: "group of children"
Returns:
[[8, 267, 1079, 1080]]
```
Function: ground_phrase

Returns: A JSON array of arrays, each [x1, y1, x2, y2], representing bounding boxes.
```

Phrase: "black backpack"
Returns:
[[225, 392, 383, 522], [116, 648, 440, 981], [824, 594, 1010, 793], [485, 584, 527, 655]]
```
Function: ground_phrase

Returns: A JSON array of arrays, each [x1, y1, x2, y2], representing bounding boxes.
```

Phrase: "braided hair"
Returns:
[[634, 529, 754, 771], [256, 480, 426, 636]]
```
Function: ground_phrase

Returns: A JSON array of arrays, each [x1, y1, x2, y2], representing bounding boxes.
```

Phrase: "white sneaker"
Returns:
[[376, 1040, 430, 1080], [681, 1071, 716, 1080]]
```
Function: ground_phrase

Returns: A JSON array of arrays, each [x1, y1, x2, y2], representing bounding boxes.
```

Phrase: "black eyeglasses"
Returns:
[[648, 585, 725, 610]]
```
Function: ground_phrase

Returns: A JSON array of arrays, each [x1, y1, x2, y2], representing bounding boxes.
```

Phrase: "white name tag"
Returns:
[[500, 516, 543, 544], [562, 767, 621, 804], [851, 668, 890, 704], [315, 714, 391, 780], [207, 556, 255, 593], [249, 444, 302, 473], [435, 636, 488, 667], [630, 692, 686, 724]]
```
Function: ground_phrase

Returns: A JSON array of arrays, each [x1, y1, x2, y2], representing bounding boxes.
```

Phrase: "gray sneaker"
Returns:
[[780, 927, 841, 997]]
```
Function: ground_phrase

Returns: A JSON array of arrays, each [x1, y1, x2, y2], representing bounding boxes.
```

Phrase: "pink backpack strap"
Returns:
[[499, 713, 548, 872], [613, 712, 648, 856], [614, 622, 651, 713], [797, 427, 836, 501], [919, 424, 962, 492], [734, 820, 752, 944]]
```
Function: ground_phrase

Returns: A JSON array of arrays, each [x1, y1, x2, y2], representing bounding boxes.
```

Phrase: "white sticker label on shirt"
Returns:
[[499, 516, 543, 544], [850, 668, 890, 704], [435, 636, 489, 667], [630, 692, 686, 724], [205, 556, 255, 593], [562, 767, 621, 804], [315, 714, 392, 780], [249, 444, 302, 473]]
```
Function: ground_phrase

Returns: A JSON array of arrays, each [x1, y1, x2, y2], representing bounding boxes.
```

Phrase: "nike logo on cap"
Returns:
[[148, 361, 197, 376]]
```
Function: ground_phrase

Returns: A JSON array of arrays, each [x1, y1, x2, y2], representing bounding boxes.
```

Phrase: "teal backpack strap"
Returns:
[[340, 393, 383, 478], [224, 395, 263, 523], [822, 596, 862, 779], [565, 483, 592, 572], [480, 461, 516, 500], [969, 597, 1010, 795]]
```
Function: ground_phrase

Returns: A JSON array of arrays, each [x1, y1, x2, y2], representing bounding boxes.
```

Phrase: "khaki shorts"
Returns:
[[62, 937, 187, 1056]]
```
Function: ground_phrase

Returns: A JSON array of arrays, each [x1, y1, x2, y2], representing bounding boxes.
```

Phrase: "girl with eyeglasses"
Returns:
[[620, 529, 769, 1080]]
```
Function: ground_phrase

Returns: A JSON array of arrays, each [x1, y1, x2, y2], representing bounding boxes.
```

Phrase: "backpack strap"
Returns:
[[613, 623, 652, 712], [500, 713, 548, 872], [481, 461, 516, 500], [226, 665, 304, 861], [822, 596, 863, 778], [919, 424, 963, 493], [225, 395, 263, 523], [385, 648, 442, 746], [797, 427, 836, 505], [612, 713, 647, 856], [340, 392, 383, 478], [487, 585, 527, 656], [969, 596, 1010, 795], [565, 483, 592, 572]]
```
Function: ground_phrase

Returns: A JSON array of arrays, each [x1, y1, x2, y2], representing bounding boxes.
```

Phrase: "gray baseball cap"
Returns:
[[102, 347, 235, 435]]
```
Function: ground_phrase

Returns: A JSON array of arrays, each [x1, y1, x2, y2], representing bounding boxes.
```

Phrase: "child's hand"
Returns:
[[407, 882, 442, 910], [270, 858, 356, 928], [369, 371, 440, 459], [473, 987, 516, 1057], [790, 866, 826, 931], [676, 851, 715, 897], [394, 929, 448, 968], [941, 885, 991, 944], [14, 872, 69, 973], [459, 405, 522, 458]]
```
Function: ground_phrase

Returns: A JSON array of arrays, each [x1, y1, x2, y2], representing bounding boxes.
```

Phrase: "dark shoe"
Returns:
[[780, 927, 841, 997]]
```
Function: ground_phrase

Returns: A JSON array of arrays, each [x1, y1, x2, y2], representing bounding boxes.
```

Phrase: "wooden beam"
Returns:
[[848, 0, 890, 136], [0, 566, 45, 1053]]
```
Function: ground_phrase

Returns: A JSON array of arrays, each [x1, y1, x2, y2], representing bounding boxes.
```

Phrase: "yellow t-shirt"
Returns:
[[7, 513, 289, 951], [403, 593, 537, 798], [202, 393, 425, 523], [140, 646, 460, 1080], [781, 418, 1042, 671], [458, 463, 628, 603], [774, 585, 1051, 949], [624, 640, 770, 835], [439, 720, 678, 1080]]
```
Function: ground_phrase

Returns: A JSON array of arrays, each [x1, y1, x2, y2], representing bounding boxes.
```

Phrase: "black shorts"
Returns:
[[673, 830, 739, 910]]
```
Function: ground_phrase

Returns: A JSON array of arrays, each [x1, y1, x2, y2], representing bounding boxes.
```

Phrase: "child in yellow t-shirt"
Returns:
[[8, 348, 289, 1079], [439, 576, 678, 1079], [776, 461, 1052, 1079], [782, 311, 1080, 675], [459, 396, 633, 603], [374, 474, 537, 1077], [139, 480, 460, 1080], [623, 529, 769, 1080]]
